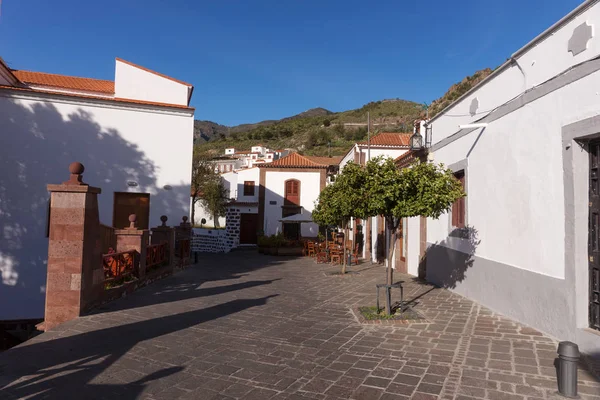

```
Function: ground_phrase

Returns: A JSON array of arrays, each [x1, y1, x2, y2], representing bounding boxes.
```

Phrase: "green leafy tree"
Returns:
[[364, 157, 465, 313], [190, 151, 216, 225], [313, 162, 369, 274], [201, 178, 228, 228]]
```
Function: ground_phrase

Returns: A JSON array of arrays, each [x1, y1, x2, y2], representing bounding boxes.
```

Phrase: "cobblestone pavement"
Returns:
[[1, 251, 599, 400]]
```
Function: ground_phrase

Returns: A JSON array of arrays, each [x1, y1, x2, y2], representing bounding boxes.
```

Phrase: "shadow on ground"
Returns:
[[0, 251, 286, 399]]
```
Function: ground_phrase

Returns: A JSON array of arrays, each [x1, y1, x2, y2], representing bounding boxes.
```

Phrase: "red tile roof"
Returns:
[[116, 58, 193, 87], [358, 132, 412, 147], [12, 70, 115, 94], [260, 153, 341, 168]]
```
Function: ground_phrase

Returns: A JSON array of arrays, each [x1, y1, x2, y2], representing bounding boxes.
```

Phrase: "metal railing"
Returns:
[[103, 249, 137, 288], [99, 224, 116, 254], [146, 242, 168, 270]]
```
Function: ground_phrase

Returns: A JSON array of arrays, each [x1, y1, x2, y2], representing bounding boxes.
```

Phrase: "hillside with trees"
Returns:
[[194, 68, 493, 157]]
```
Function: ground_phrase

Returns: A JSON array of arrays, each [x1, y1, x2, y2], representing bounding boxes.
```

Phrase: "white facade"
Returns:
[[0, 57, 194, 320], [225, 148, 235, 155], [263, 170, 321, 237], [405, 0, 600, 354]]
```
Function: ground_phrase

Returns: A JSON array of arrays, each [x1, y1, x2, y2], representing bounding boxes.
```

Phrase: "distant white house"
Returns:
[[0, 56, 195, 321], [259, 153, 341, 239], [401, 0, 600, 354]]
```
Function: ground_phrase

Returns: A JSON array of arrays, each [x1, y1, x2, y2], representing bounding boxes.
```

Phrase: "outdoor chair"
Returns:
[[307, 241, 317, 257], [330, 250, 341, 265], [316, 250, 328, 263], [302, 240, 309, 256]]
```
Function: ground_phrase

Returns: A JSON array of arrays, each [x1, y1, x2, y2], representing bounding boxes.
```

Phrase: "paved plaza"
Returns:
[[0, 251, 599, 400]]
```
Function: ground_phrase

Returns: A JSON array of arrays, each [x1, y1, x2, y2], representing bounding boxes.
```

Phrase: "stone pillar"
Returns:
[[225, 207, 241, 252], [151, 215, 175, 268], [114, 214, 149, 279], [44, 162, 103, 331]]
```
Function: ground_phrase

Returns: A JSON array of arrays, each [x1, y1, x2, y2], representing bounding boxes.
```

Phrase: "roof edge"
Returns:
[[0, 84, 195, 112], [428, 0, 599, 125], [116, 57, 193, 87]]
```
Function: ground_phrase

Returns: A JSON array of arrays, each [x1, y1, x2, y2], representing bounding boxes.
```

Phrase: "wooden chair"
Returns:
[[302, 240, 309, 256], [330, 250, 341, 265], [307, 241, 317, 257], [316, 250, 328, 264]]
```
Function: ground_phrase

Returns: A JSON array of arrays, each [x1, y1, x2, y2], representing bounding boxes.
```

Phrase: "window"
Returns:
[[451, 170, 466, 228], [243, 181, 255, 196], [284, 179, 300, 206]]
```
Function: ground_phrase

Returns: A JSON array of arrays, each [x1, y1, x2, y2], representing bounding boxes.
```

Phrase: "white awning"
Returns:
[[279, 213, 313, 223]]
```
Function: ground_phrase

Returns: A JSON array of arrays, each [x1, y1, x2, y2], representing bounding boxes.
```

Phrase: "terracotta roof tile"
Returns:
[[12, 70, 114, 94], [260, 153, 340, 168], [358, 132, 412, 147]]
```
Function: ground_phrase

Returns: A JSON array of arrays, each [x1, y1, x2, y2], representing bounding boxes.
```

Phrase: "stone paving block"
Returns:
[[1, 252, 597, 400]]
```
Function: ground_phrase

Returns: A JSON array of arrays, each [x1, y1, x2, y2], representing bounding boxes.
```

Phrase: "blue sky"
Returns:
[[0, 0, 583, 126]]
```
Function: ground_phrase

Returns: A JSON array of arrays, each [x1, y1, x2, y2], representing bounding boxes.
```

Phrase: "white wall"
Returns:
[[115, 59, 189, 107], [235, 168, 260, 203], [407, 217, 420, 276], [263, 170, 321, 237], [0, 92, 194, 320], [191, 199, 226, 228], [416, 6, 600, 351]]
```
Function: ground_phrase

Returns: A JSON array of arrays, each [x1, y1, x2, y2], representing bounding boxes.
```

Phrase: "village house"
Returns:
[[0, 57, 195, 321], [400, 0, 600, 354], [258, 153, 341, 240]]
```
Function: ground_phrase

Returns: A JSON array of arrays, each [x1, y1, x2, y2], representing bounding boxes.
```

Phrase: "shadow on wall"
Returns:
[[420, 226, 480, 289], [0, 99, 190, 320]]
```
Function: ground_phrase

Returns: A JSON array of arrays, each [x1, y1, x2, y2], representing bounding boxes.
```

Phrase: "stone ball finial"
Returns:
[[182, 216, 188, 223], [128, 214, 137, 229], [69, 162, 85, 175], [160, 215, 168, 226], [64, 161, 86, 185]]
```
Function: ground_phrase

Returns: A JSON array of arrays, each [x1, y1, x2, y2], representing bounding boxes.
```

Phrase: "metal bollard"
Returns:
[[556, 341, 580, 398]]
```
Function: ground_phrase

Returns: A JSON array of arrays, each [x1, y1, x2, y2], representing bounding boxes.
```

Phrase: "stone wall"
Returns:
[[225, 207, 241, 250], [190, 206, 241, 253]]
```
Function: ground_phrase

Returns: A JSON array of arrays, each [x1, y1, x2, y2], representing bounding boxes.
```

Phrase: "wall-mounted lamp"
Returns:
[[127, 181, 138, 187], [409, 131, 423, 151]]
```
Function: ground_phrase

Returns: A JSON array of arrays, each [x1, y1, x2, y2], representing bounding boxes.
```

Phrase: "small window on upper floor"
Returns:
[[451, 170, 466, 228], [243, 181, 255, 196]]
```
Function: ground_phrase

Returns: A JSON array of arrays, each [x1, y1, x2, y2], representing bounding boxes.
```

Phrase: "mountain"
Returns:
[[194, 68, 494, 157]]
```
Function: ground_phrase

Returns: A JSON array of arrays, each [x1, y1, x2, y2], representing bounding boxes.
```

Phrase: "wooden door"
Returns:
[[240, 213, 259, 244], [113, 192, 150, 230], [589, 141, 600, 331], [284, 180, 300, 206]]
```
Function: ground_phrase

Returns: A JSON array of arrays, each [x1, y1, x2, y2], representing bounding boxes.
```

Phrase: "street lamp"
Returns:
[[409, 131, 423, 151]]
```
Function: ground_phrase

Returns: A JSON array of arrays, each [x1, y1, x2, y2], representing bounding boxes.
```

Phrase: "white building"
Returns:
[[0, 57, 194, 321], [402, 0, 600, 354], [191, 167, 260, 236], [259, 153, 341, 239]]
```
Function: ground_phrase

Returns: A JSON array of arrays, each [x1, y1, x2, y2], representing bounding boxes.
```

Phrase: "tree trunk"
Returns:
[[384, 216, 397, 316], [342, 222, 348, 274], [191, 195, 197, 226], [214, 213, 220, 228], [386, 217, 394, 286]]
